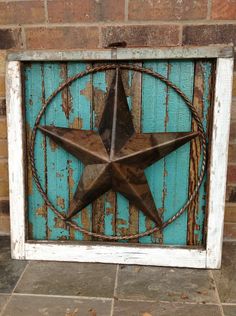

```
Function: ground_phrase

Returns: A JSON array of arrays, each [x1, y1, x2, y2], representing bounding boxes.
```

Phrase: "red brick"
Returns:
[[129, 0, 207, 21], [48, 0, 124, 23], [183, 24, 236, 45], [0, 140, 7, 158], [26, 27, 99, 49], [0, 118, 7, 139], [212, 0, 236, 20], [231, 98, 236, 121], [101, 25, 180, 48], [226, 186, 236, 203], [227, 164, 236, 183], [0, 99, 5, 116], [228, 144, 236, 163], [224, 222, 236, 239], [0, 1, 45, 25], [229, 120, 236, 142], [0, 29, 23, 49]]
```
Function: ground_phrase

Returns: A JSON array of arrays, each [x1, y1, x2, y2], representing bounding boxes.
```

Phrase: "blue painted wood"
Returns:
[[163, 61, 194, 245], [43, 63, 70, 240], [25, 63, 47, 240], [140, 61, 168, 244], [25, 60, 212, 245], [67, 62, 92, 240]]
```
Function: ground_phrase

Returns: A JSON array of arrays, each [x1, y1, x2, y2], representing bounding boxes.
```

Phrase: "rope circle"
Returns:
[[29, 64, 207, 240]]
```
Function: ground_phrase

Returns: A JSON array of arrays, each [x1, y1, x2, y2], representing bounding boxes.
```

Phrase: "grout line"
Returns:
[[117, 297, 223, 305], [209, 270, 225, 316], [0, 262, 29, 316], [12, 292, 113, 301], [11, 262, 29, 294], [221, 302, 236, 306], [0, 294, 12, 316], [179, 24, 183, 46], [110, 264, 119, 316]]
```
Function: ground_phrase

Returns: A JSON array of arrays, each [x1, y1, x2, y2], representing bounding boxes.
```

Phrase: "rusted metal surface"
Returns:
[[30, 63, 207, 240]]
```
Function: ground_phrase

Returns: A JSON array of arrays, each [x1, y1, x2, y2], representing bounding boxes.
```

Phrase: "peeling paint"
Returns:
[[49, 138, 58, 152], [69, 117, 83, 129], [57, 196, 65, 209], [36, 206, 47, 217]]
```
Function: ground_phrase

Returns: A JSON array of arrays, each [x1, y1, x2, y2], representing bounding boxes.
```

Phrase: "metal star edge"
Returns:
[[38, 68, 198, 228]]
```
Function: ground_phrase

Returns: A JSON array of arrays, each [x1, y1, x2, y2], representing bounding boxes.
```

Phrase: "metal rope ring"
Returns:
[[29, 64, 207, 240]]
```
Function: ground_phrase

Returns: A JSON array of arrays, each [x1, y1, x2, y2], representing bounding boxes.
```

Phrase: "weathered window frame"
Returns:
[[6, 46, 234, 268]]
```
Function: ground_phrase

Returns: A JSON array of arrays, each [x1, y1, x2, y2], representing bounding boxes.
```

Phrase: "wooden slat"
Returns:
[[163, 60, 194, 245], [25, 62, 47, 240], [187, 61, 213, 246], [67, 62, 93, 241], [140, 61, 169, 244], [44, 62, 69, 240]]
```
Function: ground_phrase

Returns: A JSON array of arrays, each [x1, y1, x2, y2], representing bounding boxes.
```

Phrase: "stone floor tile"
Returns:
[[15, 261, 117, 297], [113, 300, 222, 316], [222, 304, 236, 316], [2, 295, 112, 316], [0, 237, 11, 261], [213, 242, 236, 303], [0, 295, 10, 311], [0, 259, 27, 293], [116, 265, 218, 303]]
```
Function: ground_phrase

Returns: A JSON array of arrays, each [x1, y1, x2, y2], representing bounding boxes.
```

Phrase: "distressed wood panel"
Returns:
[[187, 61, 213, 246], [24, 60, 214, 245], [25, 63, 47, 240]]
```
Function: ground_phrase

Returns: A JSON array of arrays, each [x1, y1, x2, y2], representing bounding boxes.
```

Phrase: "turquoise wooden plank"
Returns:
[[140, 61, 168, 244], [163, 60, 194, 245], [195, 61, 213, 244], [25, 63, 47, 240], [43, 62, 70, 240], [67, 62, 92, 240]]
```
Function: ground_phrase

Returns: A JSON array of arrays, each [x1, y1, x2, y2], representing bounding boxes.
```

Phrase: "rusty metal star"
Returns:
[[38, 68, 198, 227]]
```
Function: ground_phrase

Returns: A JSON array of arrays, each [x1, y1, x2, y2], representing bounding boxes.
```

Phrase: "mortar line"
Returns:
[[44, 0, 49, 24], [1, 20, 236, 29], [124, 0, 129, 22], [110, 264, 119, 316], [209, 270, 225, 316], [207, 0, 212, 20], [21, 26, 27, 50]]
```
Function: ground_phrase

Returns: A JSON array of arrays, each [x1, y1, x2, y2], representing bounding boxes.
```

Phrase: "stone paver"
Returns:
[[222, 304, 236, 316], [0, 237, 11, 261], [0, 259, 27, 293], [113, 300, 222, 316], [0, 295, 10, 311], [2, 295, 112, 316], [116, 265, 218, 303], [14, 261, 117, 297], [213, 242, 236, 303]]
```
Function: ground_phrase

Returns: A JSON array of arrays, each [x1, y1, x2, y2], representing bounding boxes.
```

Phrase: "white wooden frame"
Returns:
[[6, 46, 234, 268]]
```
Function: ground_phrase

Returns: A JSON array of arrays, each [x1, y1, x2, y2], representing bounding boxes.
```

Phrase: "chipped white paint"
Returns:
[[6, 61, 25, 259], [206, 58, 234, 268], [25, 242, 206, 268], [7, 45, 234, 61], [6, 49, 234, 268]]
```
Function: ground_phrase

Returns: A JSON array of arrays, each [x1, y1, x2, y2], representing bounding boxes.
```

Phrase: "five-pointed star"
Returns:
[[38, 68, 198, 227]]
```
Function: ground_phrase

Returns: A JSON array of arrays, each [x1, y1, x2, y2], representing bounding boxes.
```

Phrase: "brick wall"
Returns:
[[0, 0, 235, 238]]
